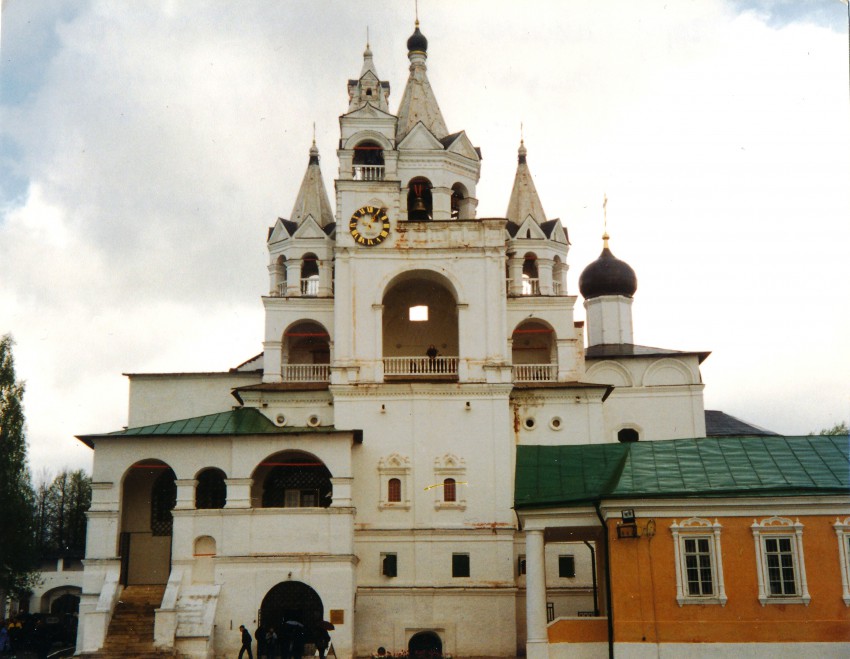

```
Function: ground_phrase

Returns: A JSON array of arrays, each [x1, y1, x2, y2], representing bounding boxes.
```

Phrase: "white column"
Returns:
[[431, 186, 452, 220], [224, 478, 253, 509], [525, 529, 549, 659], [262, 341, 283, 383], [509, 254, 524, 296], [318, 257, 333, 297], [285, 260, 301, 296], [536, 258, 554, 295], [174, 479, 196, 510]]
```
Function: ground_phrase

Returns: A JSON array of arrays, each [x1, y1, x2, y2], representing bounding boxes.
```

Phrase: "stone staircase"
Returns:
[[82, 585, 176, 658]]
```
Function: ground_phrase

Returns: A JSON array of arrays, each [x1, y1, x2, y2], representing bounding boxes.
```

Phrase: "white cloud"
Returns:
[[1, 1, 848, 474]]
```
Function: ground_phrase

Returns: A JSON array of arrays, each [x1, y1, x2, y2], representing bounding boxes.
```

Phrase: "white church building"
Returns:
[[75, 21, 740, 659]]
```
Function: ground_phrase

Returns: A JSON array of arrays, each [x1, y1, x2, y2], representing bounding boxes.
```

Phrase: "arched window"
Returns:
[[300, 253, 319, 297], [618, 428, 640, 443], [443, 478, 456, 502], [260, 451, 332, 508], [195, 468, 227, 509], [151, 470, 176, 536], [388, 478, 401, 503], [451, 183, 468, 220], [353, 141, 384, 181], [522, 253, 539, 295], [407, 177, 433, 221]]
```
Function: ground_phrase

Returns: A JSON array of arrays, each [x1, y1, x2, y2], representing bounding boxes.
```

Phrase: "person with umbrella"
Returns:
[[314, 621, 333, 659], [282, 619, 305, 659]]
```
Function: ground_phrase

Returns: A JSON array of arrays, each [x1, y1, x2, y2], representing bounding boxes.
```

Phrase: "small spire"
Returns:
[[602, 194, 609, 248], [518, 125, 527, 164], [309, 124, 319, 164], [506, 137, 547, 224], [291, 139, 334, 227]]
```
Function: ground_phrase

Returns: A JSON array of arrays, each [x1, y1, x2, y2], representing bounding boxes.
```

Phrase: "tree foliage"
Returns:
[[34, 469, 92, 556], [812, 421, 849, 436], [0, 334, 38, 596]]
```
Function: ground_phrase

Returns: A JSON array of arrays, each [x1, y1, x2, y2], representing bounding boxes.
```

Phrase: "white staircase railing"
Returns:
[[513, 364, 557, 382]]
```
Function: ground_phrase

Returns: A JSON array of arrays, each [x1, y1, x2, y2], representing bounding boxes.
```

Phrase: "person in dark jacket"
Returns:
[[238, 624, 254, 659], [255, 625, 266, 659]]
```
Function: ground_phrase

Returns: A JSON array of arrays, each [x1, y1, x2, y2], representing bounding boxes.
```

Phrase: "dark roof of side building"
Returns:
[[705, 410, 779, 437], [585, 343, 711, 364]]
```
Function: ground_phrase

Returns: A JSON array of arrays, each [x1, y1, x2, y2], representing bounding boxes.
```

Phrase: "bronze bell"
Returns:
[[411, 195, 427, 213]]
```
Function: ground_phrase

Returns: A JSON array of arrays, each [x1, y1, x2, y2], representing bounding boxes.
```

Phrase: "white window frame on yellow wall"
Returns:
[[671, 517, 727, 606], [833, 516, 850, 606], [751, 516, 810, 606]]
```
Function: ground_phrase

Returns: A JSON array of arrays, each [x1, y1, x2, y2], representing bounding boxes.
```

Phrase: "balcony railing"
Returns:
[[552, 280, 562, 295], [300, 278, 319, 297], [513, 363, 557, 382], [384, 356, 458, 377], [282, 364, 330, 382], [352, 165, 385, 181], [506, 278, 542, 296]]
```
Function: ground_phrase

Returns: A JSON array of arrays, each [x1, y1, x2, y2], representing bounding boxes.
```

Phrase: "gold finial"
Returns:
[[415, 0, 420, 26], [312, 122, 316, 145], [602, 193, 609, 248], [520, 121, 524, 145], [366, 26, 370, 47]]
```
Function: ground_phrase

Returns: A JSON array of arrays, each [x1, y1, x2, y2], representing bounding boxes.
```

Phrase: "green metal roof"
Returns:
[[515, 435, 850, 509], [76, 408, 333, 445]]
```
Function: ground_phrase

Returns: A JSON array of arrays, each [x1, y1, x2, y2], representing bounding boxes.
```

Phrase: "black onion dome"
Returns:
[[579, 245, 638, 299], [407, 23, 428, 53]]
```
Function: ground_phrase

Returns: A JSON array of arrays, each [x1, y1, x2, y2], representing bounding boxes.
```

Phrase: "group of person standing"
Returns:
[[239, 621, 330, 659]]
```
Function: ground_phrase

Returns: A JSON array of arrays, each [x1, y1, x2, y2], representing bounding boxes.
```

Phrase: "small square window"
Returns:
[[558, 555, 575, 578], [382, 553, 397, 578], [452, 553, 470, 578], [409, 305, 429, 321], [517, 555, 526, 576]]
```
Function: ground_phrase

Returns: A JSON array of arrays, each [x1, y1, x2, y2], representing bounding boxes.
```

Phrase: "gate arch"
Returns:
[[260, 581, 324, 632], [409, 630, 442, 658]]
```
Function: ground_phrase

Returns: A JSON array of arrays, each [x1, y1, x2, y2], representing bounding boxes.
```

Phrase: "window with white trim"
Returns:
[[833, 517, 850, 606], [752, 516, 810, 606], [671, 517, 727, 606], [378, 453, 411, 510], [433, 453, 466, 511]]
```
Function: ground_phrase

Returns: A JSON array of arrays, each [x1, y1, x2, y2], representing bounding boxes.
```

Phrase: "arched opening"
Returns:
[[42, 588, 81, 646], [120, 460, 175, 585], [353, 140, 385, 181], [512, 320, 556, 382], [253, 450, 333, 508], [443, 478, 456, 502], [522, 253, 539, 296], [409, 631, 442, 658], [407, 177, 433, 221], [450, 183, 468, 220], [618, 428, 640, 443], [300, 253, 320, 297], [282, 320, 331, 382], [275, 255, 287, 294], [260, 581, 324, 637], [382, 272, 459, 378], [195, 468, 227, 509], [388, 478, 401, 503], [193, 536, 216, 584]]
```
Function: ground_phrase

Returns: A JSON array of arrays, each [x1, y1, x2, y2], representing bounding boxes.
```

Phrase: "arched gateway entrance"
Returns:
[[409, 631, 442, 658], [260, 581, 323, 633]]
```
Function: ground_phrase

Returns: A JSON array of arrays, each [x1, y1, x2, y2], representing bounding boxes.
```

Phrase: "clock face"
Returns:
[[349, 206, 390, 246]]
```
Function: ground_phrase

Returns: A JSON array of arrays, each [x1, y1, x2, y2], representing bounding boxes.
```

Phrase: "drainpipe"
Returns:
[[583, 540, 599, 617], [594, 501, 614, 659]]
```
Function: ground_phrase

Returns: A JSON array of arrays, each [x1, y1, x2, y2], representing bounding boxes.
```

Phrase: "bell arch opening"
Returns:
[[282, 320, 331, 382], [253, 450, 333, 508], [382, 272, 459, 378], [512, 320, 557, 382], [407, 177, 433, 221]]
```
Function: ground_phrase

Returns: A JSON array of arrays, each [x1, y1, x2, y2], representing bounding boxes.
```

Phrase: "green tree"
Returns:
[[810, 421, 849, 436], [34, 469, 92, 556], [0, 335, 38, 602]]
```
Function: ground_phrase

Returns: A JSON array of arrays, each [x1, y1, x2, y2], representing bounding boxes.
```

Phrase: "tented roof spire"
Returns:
[[395, 20, 448, 141], [290, 139, 334, 228], [506, 138, 547, 224]]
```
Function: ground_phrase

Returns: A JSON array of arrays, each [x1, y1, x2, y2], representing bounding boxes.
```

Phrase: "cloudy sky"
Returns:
[[1, 0, 848, 475]]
